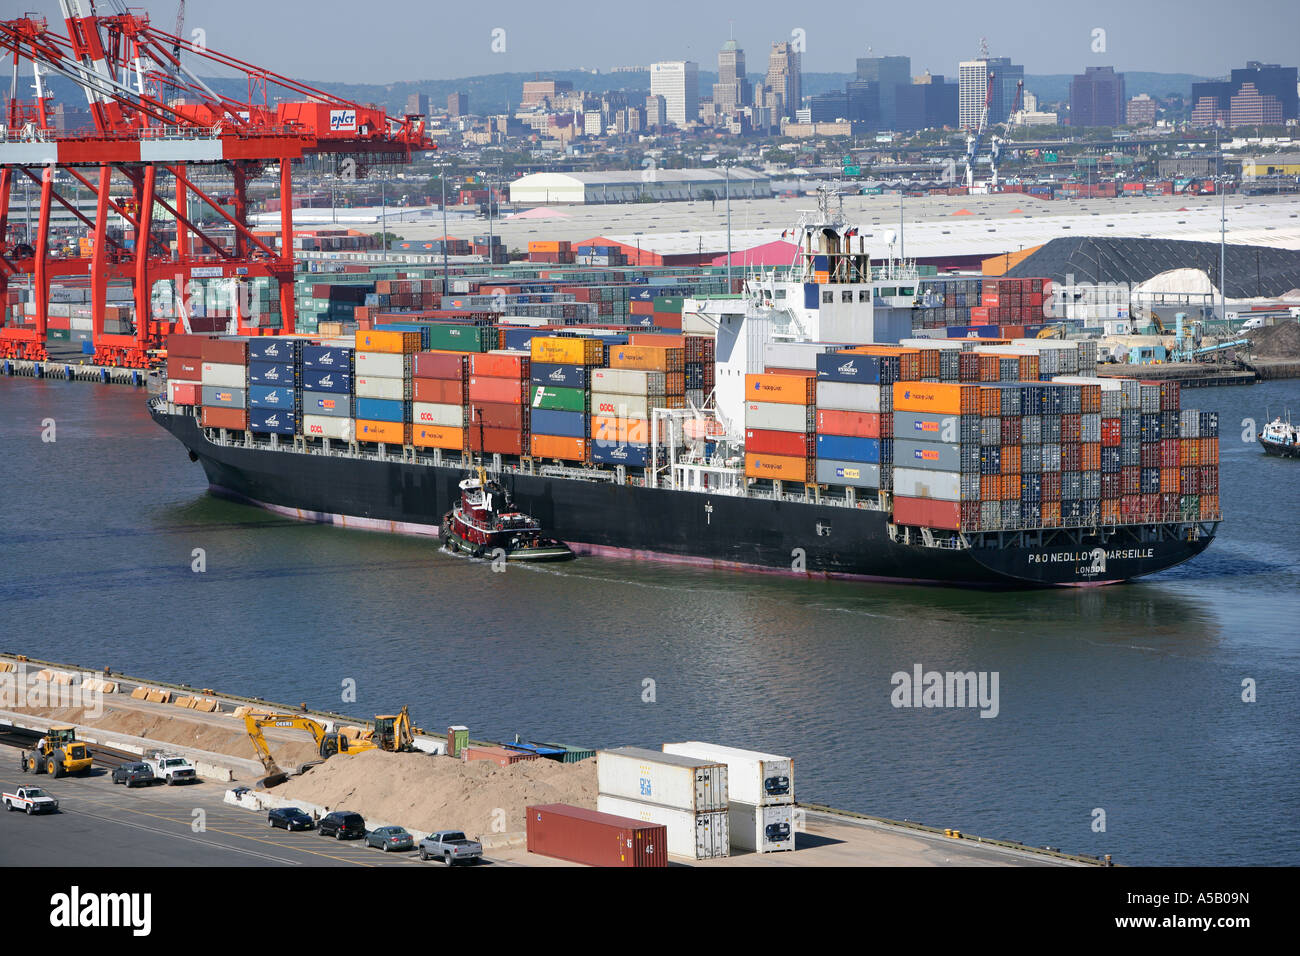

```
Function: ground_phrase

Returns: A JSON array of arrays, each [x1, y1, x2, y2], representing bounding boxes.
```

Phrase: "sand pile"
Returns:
[[1249, 322, 1300, 359], [21, 704, 321, 772], [274, 749, 596, 837]]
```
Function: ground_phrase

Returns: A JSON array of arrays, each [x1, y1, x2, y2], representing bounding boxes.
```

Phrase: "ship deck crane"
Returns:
[[0, 1, 432, 366]]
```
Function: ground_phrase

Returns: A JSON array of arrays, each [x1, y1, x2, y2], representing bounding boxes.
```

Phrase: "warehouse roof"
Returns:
[[1004, 236, 1300, 298], [511, 167, 769, 188]]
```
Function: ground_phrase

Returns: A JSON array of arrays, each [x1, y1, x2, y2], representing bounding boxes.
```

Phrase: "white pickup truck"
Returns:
[[143, 752, 199, 785], [3, 786, 60, 814]]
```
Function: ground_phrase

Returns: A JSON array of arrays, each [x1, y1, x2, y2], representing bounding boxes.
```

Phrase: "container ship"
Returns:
[[149, 202, 1220, 587]]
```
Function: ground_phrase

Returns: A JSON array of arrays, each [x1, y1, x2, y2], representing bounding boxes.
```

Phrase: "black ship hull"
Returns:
[[152, 406, 1217, 588], [1259, 436, 1300, 459]]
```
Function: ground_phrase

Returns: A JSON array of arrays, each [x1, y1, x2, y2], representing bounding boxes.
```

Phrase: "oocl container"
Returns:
[[597, 746, 728, 812], [595, 794, 729, 860], [661, 742, 794, 806], [526, 803, 667, 868]]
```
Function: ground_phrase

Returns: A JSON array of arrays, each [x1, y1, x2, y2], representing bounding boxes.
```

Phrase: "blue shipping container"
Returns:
[[300, 368, 352, 393], [248, 361, 296, 386], [815, 352, 882, 384], [530, 363, 588, 389], [591, 440, 655, 467], [249, 407, 298, 435], [531, 408, 587, 439], [355, 397, 407, 423], [249, 384, 299, 410], [248, 339, 299, 362], [300, 345, 354, 371], [815, 434, 880, 463]]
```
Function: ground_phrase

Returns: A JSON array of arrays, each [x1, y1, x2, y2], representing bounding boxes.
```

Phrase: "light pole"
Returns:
[[380, 176, 387, 262], [724, 161, 732, 286], [1218, 129, 1226, 323]]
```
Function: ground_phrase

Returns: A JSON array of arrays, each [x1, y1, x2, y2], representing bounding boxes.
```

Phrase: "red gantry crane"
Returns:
[[0, 0, 432, 366]]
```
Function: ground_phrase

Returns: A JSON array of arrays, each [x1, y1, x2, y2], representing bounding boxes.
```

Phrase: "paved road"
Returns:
[[0, 748, 492, 868]]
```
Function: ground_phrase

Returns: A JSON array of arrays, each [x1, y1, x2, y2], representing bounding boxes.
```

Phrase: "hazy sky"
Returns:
[[116, 0, 1298, 83]]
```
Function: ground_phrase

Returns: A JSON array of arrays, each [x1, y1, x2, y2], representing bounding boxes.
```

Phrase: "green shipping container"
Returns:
[[531, 385, 588, 412], [652, 296, 684, 313], [426, 324, 495, 353]]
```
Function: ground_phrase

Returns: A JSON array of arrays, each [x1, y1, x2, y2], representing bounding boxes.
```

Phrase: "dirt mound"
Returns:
[[1248, 322, 1300, 359], [274, 749, 596, 837], [21, 704, 320, 773]]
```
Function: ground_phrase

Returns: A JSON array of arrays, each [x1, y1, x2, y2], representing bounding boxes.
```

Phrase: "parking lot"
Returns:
[[0, 746, 507, 868]]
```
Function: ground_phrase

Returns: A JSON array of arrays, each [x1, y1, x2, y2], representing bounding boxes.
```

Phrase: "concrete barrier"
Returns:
[[174, 696, 193, 708], [131, 687, 149, 700]]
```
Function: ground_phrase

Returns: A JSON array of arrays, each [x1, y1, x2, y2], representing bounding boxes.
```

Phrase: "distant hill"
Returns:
[[1024, 73, 1210, 104]]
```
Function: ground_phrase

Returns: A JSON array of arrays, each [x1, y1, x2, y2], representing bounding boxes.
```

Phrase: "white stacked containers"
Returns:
[[596, 746, 729, 859], [662, 742, 795, 853]]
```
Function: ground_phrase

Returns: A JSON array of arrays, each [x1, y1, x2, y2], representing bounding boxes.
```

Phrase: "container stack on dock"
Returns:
[[412, 352, 468, 452], [589, 368, 667, 466], [744, 373, 817, 484], [199, 337, 249, 431], [596, 746, 730, 860], [662, 742, 795, 854]]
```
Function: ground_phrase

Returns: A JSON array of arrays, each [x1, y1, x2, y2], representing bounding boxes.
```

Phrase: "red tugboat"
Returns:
[[440, 467, 575, 562]]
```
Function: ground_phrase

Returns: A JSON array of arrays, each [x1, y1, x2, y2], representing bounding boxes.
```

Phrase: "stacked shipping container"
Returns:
[[596, 747, 730, 860]]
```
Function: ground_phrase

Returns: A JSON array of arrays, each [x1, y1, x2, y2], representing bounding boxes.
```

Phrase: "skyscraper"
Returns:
[[1070, 66, 1125, 127], [766, 42, 802, 119], [713, 39, 751, 115], [446, 92, 468, 117], [856, 55, 910, 129], [650, 61, 699, 127], [959, 56, 1024, 130], [895, 72, 959, 130]]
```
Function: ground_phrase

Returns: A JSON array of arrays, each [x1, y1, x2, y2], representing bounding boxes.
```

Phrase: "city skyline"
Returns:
[[99, 0, 1300, 85]]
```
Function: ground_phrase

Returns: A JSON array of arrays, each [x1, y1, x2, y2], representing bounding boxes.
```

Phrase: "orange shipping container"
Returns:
[[468, 375, 526, 405], [609, 345, 684, 372], [591, 416, 664, 445], [744, 453, 813, 483], [531, 434, 590, 462], [355, 419, 411, 445], [354, 329, 421, 354], [200, 406, 246, 430], [527, 240, 561, 253], [815, 409, 880, 438], [628, 333, 686, 348], [893, 382, 979, 415], [745, 373, 816, 405], [981, 474, 1002, 500], [1002, 474, 1020, 499], [412, 424, 465, 450], [470, 351, 529, 378], [530, 336, 605, 366], [413, 378, 465, 404]]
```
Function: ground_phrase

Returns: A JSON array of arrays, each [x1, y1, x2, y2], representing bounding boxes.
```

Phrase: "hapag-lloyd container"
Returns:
[[728, 801, 795, 853], [595, 794, 729, 860], [597, 746, 727, 812], [661, 742, 794, 806], [526, 803, 667, 868]]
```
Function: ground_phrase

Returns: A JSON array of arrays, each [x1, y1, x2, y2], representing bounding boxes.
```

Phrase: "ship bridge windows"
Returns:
[[774, 289, 786, 299], [859, 290, 871, 302], [842, 291, 853, 302], [822, 291, 834, 304]]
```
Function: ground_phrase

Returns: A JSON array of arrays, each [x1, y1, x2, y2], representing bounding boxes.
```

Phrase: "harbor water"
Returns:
[[1, 376, 1297, 865]]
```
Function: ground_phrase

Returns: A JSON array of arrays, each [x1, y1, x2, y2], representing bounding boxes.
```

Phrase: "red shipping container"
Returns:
[[468, 375, 526, 405], [465, 746, 539, 767], [467, 426, 525, 455], [167, 356, 202, 380], [745, 428, 814, 458], [892, 496, 961, 530], [200, 406, 248, 430], [469, 403, 527, 431], [526, 804, 666, 868], [168, 382, 200, 405], [651, 312, 683, 330], [414, 352, 466, 379], [470, 351, 529, 378], [200, 337, 248, 364], [167, 333, 210, 357], [413, 378, 465, 404], [815, 409, 880, 438], [629, 300, 655, 315]]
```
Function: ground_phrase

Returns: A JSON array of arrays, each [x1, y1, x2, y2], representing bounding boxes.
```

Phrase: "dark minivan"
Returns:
[[317, 811, 366, 840], [111, 762, 155, 788]]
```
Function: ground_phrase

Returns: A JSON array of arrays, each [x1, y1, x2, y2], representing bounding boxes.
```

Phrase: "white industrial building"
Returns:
[[508, 168, 772, 205]]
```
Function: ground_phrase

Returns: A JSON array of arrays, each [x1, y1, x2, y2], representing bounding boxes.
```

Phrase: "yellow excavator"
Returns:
[[244, 706, 416, 786], [24, 725, 94, 777]]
